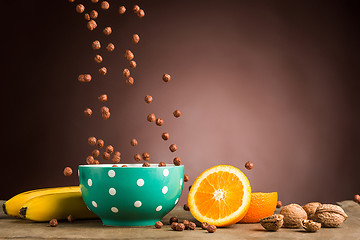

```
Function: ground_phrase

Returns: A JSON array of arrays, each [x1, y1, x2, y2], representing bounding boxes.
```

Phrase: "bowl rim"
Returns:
[[79, 163, 183, 168]]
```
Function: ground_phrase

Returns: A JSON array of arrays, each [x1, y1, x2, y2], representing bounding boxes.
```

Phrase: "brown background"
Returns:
[[1, 0, 359, 205]]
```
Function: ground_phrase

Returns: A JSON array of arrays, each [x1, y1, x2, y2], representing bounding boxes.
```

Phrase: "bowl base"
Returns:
[[102, 219, 159, 226]]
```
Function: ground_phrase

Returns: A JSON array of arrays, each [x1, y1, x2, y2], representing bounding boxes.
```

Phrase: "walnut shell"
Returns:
[[280, 203, 307, 228], [302, 202, 321, 220], [260, 214, 284, 231], [302, 219, 321, 232], [314, 204, 347, 227]]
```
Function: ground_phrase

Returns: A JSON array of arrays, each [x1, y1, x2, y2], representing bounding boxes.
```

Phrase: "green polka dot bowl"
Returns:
[[78, 164, 184, 226]]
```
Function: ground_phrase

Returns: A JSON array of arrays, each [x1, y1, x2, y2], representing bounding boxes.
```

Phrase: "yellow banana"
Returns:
[[19, 191, 98, 222], [3, 186, 80, 218]]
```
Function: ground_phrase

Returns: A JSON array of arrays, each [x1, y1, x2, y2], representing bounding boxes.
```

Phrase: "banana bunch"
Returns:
[[3, 186, 98, 222]]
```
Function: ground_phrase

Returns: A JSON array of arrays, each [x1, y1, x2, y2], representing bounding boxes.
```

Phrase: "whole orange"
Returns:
[[239, 192, 278, 223]]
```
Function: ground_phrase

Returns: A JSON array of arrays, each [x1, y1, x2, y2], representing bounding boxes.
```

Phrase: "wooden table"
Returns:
[[1, 200, 359, 239]]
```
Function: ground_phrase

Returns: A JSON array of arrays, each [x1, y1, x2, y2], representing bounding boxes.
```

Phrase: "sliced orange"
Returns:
[[188, 165, 251, 227], [239, 192, 278, 223]]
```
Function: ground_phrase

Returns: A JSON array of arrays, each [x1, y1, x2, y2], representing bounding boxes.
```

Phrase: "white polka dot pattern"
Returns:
[[175, 198, 179, 205], [108, 170, 115, 178], [88, 179, 92, 186], [162, 186, 168, 194], [111, 207, 118, 213], [92, 201, 98, 208], [156, 206, 162, 211], [109, 188, 116, 196], [163, 169, 169, 177], [134, 201, 142, 208], [137, 179, 144, 187]]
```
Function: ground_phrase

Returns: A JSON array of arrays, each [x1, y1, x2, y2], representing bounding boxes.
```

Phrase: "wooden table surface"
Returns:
[[1, 200, 359, 239]]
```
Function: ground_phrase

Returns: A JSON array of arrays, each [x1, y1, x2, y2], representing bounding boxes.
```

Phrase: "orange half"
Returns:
[[188, 165, 251, 227]]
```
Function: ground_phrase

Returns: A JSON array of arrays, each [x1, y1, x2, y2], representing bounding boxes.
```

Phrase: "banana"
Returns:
[[19, 191, 98, 222], [3, 186, 80, 218]]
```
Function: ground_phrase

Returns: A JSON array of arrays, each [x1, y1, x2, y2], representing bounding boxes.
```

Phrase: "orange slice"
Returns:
[[239, 192, 278, 223], [188, 165, 251, 227]]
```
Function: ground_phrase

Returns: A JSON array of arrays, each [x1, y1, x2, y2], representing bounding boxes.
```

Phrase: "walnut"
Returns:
[[302, 202, 321, 220], [259, 214, 284, 231], [280, 203, 307, 228], [302, 220, 321, 232], [314, 204, 347, 227]]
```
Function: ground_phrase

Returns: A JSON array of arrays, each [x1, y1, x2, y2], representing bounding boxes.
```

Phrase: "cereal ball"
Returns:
[[130, 139, 138, 146], [245, 161, 253, 170], [155, 221, 163, 229], [142, 162, 150, 167], [158, 162, 166, 167], [102, 111, 110, 119], [171, 222, 178, 230], [103, 27, 112, 35], [67, 215, 75, 223], [132, 34, 140, 44], [201, 222, 209, 230], [156, 118, 164, 126], [276, 201, 283, 208], [184, 204, 190, 211], [103, 152, 110, 160], [84, 74, 92, 82], [84, 108, 92, 117], [170, 217, 178, 224], [94, 160, 100, 164], [101, 106, 109, 113], [113, 151, 121, 157], [119, 6, 126, 14], [162, 132, 169, 140], [207, 225, 216, 233], [91, 0, 98, 2], [76, 4, 85, 13], [87, 20, 97, 30], [184, 174, 189, 182], [125, 77, 134, 85], [173, 157, 181, 166], [183, 220, 190, 229], [176, 223, 185, 231], [84, 13, 90, 21], [86, 156, 95, 165], [142, 152, 150, 161], [162, 74, 171, 82], [173, 110, 181, 118], [112, 165, 118, 167], [122, 165, 127, 167], [132, 5, 140, 13], [134, 154, 141, 162], [147, 113, 156, 122], [94, 54, 103, 63], [98, 94, 107, 102], [101, 1, 109, 10], [106, 145, 114, 154], [137, 9, 145, 18], [96, 139, 104, 148], [49, 219, 58, 227], [90, 10, 98, 19], [124, 50, 134, 60], [92, 149, 100, 158], [144, 95, 152, 103], [129, 60, 137, 68], [78, 74, 85, 82], [92, 40, 101, 50], [123, 68, 130, 77], [99, 67, 107, 75], [169, 144, 177, 152], [68, 0, 75, 2], [88, 137, 97, 145], [106, 43, 115, 52], [63, 167, 73, 176], [188, 222, 196, 230], [112, 155, 120, 163], [354, 194, 360, 203]]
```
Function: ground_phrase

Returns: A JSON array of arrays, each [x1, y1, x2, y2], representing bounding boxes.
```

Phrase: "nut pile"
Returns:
[[154, 218, 216, 233], [260, 202, 348, 233]]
